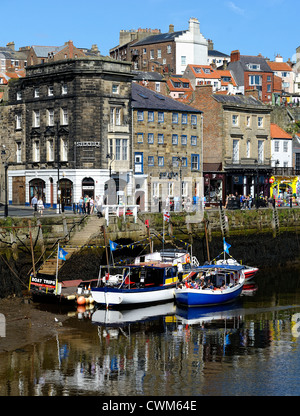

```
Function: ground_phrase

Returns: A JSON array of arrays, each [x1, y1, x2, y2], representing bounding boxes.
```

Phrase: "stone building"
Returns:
[[5, 57, 133, 209], [191, 85, 273, 204], [131, 83, 203, 212]]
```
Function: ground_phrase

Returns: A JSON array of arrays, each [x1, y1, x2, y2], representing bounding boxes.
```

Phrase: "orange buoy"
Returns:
[[77, 296, 86, 305]]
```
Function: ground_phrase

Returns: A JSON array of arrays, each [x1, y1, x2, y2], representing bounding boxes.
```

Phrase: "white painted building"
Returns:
[[175, 18, 208, 74]]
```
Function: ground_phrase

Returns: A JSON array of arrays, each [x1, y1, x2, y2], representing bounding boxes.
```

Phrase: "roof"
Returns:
[[132, 30, 185, 46], [213, 94, 266, 108], [131, 82, 201, 113], [132, 71, 164, 82], [270, 123, 293, 139], [228, 55, 273, 86], [267, 61, 293, 72], [31, 45, 64, 57], [196, 264, 245, 271], [208, 49, 230, 58]]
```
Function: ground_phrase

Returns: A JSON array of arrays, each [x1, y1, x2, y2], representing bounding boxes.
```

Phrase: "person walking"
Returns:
[[78, 196, 83, 214], [31, 195, 38, 212], [37, 197, 44, 216]]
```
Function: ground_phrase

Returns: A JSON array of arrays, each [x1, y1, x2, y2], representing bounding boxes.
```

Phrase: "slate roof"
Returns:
[[132, 30, 186, 46], [213, 94, 266, 108], [31, 45, 63, 57], [131, 82, 201, 113], [0, 47, 27, 60], [208, 50, 230, 58], [228, 55, 273, 86], [132, 71, 164, 82]]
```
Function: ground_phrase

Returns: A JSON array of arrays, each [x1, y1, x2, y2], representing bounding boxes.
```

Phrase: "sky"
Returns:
[[1, 0, 299, 63]]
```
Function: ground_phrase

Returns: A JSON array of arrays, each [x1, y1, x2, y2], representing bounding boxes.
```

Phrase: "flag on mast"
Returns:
[[223, 238, 231, 254], [163, 211, 170, 222], [109, 240, 118, 252], [58, 247, 68, 261]]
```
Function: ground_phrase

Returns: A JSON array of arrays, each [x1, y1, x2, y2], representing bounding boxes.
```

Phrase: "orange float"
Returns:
[[77, 296, 86, 305]]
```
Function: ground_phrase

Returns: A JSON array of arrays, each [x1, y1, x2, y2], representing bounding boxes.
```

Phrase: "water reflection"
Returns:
[[1, 267, 300, 396]]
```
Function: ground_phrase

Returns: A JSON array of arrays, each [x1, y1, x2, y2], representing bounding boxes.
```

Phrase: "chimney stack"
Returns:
[[169, 24, 174, 33], [6, 42, 15, 51], [230, 50, 240, 62]]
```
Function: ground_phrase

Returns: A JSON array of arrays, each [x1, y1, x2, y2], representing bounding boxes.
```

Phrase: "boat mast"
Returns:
[[55, 242, 60, 295]]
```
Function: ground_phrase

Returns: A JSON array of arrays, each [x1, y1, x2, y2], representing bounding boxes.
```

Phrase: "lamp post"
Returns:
[[56, 122, 61, 214], [106, 153, 115, 205], [254, 159, 259, 208], [176, 155, 183, 211], [1, 146, 11, 218]]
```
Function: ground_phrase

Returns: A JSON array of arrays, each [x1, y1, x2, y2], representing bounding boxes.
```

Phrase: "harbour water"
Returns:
[[1, 264, 300, 397]]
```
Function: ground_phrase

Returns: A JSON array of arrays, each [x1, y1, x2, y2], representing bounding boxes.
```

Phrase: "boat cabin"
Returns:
[[97, 264, 178, 289]]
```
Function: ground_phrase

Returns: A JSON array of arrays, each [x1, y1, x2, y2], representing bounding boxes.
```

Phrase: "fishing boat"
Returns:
[[175, 264, 245, 307], [91, 263, 179, 307]]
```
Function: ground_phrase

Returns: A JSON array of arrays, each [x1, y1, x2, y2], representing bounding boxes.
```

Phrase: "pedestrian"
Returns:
[[90, 197, 94, 214], [37, 197, 44, 216], [31, 195, 38, 212], [78, 196, 83, 214]]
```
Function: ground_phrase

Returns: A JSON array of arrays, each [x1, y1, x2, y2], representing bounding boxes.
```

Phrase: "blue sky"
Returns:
[[2, 0, 299, 62]]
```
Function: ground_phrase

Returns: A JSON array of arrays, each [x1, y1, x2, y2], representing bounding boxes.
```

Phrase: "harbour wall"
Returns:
[[0, 208, 299, 297]]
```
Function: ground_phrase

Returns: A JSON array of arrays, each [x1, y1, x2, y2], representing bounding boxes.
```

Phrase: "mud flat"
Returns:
[[0, 297, 71, 353]]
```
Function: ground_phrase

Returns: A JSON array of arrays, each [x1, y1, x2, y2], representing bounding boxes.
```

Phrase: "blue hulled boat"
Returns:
[[175, 264, 245, 307]]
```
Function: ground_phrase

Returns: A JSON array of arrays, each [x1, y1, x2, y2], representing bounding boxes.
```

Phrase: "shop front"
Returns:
[[204, 173, 225, 206], [226, 169, 271, 202], [270, 176, 299, 206]]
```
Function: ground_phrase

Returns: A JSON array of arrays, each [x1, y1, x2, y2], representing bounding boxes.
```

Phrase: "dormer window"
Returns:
[[247, 63, 260, 70]]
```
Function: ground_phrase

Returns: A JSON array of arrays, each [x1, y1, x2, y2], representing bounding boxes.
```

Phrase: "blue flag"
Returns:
[[109, 240, 118, 252], [223, 238, 231, 254], [58, 247, 68, 261]]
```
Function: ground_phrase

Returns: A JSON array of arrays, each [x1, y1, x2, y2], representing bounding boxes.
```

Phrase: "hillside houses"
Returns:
[[1, 17, 300, 212]]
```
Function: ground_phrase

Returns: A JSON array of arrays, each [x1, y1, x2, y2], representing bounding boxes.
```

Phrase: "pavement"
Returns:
[[0, 205, 79, 218]]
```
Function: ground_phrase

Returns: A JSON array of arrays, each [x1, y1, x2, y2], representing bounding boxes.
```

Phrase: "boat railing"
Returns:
[[102, 205, 139, 225], [191, 256, 199, 266]]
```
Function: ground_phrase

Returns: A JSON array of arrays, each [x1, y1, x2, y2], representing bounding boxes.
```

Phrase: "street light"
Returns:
[[1, 145, 11, 218], [176, 155, 183, 211], [106, 153, 115, 205]]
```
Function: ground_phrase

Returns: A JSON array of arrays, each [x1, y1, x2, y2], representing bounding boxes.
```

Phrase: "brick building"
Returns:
[[228, 50, 275, 104], [131, 83, 203, 211], [5, 57, 133, 209], [190, 85, 273, 204]]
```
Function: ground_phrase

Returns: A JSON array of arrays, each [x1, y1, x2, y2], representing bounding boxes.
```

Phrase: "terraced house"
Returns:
[[131, 83, 203, 211]]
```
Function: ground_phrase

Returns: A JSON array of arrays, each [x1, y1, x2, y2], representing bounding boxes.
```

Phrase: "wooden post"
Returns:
[[203, 219, 210, 262], [101, 225, 109, 265], [28, 220, 36, 277]]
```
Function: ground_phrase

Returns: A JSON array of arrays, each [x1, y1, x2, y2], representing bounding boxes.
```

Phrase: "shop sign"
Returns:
[[75, 142, 100, 147], [159, 172, 179, 179]]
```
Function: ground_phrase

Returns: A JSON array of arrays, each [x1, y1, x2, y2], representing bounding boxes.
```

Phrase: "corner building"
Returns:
[[7, 57, 133, 208]]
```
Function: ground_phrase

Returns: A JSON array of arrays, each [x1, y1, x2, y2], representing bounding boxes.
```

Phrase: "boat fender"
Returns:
[[77, 296, 86, 305]]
